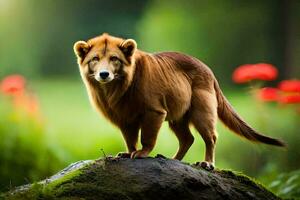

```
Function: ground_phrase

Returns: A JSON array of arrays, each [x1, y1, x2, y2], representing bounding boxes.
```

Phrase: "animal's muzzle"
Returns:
[[99, 70, 110, 79]]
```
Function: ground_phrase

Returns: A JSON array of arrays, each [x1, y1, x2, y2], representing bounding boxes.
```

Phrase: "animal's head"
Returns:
[[73, 33, 137, 84]]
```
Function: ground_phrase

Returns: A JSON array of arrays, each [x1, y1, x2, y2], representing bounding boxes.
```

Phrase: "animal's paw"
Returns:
[[130, 150, 149, 159], [196, 161, 215, 171], [116, 152, 131, 158]]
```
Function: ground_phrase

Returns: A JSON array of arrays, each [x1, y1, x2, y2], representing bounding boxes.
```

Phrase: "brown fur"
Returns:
[[74, 33, 285, 168]]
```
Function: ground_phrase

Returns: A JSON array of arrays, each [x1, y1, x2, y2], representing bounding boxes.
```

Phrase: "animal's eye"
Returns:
[[90, 56, 99, 63], [110, 56, 119, 62]]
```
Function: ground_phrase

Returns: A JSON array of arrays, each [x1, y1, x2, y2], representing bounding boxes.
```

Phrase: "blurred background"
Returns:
[[0, 0, 299, 198]]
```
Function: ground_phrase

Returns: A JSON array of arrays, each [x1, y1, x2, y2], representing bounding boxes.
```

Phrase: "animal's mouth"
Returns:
[[93, 72, 124, 84], [98, 77, 114, 84]]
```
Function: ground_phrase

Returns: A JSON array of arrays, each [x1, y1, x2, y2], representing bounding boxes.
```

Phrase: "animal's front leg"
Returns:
[[131, 110, 166, 158], [117, 123, 139, 158]]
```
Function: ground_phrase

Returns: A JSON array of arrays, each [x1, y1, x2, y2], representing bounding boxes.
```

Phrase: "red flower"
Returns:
[[13, 93, 40, 116], [232, 64, 253, 83], [0, 74, 41, 118], [232, 63, 278, 83], [257, 87, 278, 102], [0, 75, 26, 95], [278, 80, 300, 93], [279, 94, 300, 104]]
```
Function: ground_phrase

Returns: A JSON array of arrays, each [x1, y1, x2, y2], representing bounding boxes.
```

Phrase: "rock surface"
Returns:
[[2, 156, 280, 200]]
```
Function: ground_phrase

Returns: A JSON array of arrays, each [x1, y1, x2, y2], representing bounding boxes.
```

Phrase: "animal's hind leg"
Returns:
[[169, 117, 194, 160], [191, 89, 218, 170]]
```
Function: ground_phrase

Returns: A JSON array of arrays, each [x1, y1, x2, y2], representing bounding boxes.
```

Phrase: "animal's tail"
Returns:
[[214, 79, 286, 147]]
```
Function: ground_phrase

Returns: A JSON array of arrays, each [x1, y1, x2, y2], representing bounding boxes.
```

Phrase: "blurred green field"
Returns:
[[30, 78, 297, 177]]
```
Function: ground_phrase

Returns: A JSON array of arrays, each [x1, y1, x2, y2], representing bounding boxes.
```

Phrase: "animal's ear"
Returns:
[[73, 41, 90, 59], [119, 39, 137, 57]]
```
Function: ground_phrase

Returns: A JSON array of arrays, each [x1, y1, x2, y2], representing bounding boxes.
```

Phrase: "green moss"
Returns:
[[1, 183, 42, 200], [217, 169, 278, 197], [2, 160, 94, 200], [220, 169, 262, 185], [41, 160, 95, 198], [42, 170, 82, 197], [2, 158, 279, 200]]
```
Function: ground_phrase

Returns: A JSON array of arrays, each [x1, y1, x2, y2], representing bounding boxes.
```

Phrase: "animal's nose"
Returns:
[[99, 71, 110, 79]]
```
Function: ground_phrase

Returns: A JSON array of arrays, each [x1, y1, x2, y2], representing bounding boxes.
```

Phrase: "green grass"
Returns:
[[31, 78, 123, 162], [29, 78, 298, 178]]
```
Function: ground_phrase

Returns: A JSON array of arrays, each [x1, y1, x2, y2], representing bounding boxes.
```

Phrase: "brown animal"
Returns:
[[73, 33, 285, 170]]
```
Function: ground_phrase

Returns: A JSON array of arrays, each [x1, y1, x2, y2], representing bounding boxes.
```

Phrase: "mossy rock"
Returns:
[[1, 156, 280, 200]]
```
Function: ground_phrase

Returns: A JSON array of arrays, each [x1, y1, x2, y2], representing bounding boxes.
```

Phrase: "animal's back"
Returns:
[[154, 52, 216, 90], [138, 52, 216, 121]]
